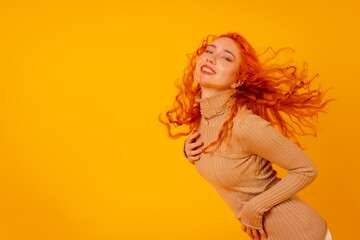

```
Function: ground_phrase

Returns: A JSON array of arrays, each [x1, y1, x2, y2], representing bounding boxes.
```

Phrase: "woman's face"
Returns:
[[195, 37, 241, 95]]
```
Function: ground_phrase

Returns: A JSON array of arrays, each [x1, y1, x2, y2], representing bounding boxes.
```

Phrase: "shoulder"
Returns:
[[233, 105, 272, 137]]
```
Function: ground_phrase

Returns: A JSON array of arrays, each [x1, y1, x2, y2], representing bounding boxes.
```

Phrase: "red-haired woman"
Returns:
[[159, 33, 333, 240]]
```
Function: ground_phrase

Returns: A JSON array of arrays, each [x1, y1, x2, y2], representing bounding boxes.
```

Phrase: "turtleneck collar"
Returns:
[[195, 88, 237, 118]]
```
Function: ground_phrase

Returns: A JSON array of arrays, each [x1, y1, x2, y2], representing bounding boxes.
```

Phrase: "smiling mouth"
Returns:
[[200, 65, 216, 75]]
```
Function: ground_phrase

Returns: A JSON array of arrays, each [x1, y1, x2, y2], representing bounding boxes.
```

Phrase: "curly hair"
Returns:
[[158, 32, 335, 153]]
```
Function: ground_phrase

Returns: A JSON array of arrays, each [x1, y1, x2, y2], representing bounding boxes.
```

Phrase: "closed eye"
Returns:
[[205, 49, 232, 62]]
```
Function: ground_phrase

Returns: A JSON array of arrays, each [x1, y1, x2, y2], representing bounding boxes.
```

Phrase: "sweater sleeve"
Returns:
[[236, 112, 318, 229]]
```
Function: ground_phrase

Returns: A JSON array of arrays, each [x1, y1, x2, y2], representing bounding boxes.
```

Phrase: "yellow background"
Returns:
[[1, 0, 359, 239]]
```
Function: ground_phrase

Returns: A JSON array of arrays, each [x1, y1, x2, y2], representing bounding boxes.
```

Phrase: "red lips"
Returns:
[[200, 64, 216, 75]]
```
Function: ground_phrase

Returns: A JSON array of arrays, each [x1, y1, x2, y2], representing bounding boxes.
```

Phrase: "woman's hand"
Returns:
[[239, 217, 268, 240], [184, 130, 204, 163]]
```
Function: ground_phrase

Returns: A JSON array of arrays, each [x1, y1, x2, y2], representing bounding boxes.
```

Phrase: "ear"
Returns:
[[231, 80, 244, 89]]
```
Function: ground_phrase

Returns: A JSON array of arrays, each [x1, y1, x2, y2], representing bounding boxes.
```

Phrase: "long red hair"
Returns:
[[158, 32, 335, 152]]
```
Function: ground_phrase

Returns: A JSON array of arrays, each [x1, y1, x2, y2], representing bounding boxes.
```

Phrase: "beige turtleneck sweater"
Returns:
[[183, 88, 328, 240]]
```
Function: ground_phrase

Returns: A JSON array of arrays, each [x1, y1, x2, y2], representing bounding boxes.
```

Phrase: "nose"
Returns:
[[206, 54, 216, 65]]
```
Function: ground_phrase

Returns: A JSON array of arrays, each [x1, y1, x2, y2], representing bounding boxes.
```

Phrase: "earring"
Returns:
[[234, 81, 244, 89]]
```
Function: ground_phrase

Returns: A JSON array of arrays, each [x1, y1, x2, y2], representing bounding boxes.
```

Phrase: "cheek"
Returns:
[[194, 59, 202, 80], [195, 57, 205, 73], [194, 62, 200, 76], [195, 56, 204, 67], [222, 66, 238, 80]]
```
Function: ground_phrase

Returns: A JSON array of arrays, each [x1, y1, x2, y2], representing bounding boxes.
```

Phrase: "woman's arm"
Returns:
[[236, 112, 318, 229]]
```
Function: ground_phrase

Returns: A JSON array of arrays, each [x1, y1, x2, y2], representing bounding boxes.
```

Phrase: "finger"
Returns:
[[186, 142, 204, 157], [259, 229, 268, 239], [252, 229, 260, 240], [189, 140, 204, 150], [187, 131, 200, 143], [241, 224, 246, 233], [190, 147, 204, 156], [187, 155, 200, 162], [246, 227, 254, 239]]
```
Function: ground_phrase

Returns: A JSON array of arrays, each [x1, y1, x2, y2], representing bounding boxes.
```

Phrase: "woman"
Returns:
[[159, 32, 333, 240]]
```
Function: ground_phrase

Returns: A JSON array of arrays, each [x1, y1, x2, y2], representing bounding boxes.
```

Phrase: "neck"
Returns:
[[195, 88, 237, 119], [201, 87, 234, 98]]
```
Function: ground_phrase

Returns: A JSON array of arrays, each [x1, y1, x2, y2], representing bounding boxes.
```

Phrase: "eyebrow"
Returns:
[[208, 44, 236, 59]]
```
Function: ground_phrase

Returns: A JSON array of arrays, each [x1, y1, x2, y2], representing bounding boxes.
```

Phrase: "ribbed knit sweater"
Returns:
[[184, 88, 328, 240]]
